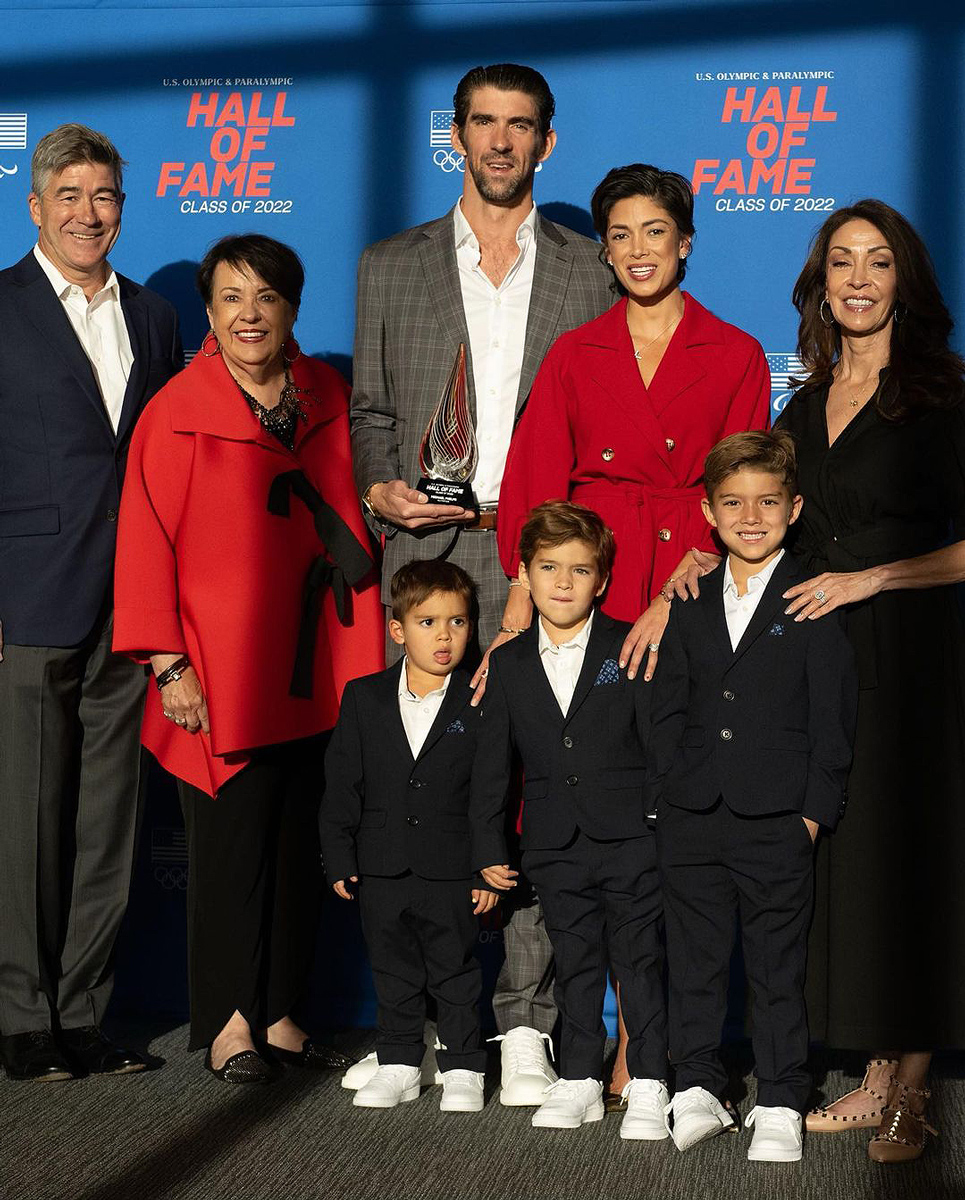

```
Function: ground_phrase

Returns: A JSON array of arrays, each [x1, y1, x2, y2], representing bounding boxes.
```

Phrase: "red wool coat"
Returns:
[[113, 351, 384, 796], [497, 293, 771, 620]]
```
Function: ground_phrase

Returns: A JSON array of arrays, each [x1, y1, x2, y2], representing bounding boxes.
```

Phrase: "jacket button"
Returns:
[[409, 779, 423, 789], [722, 690, 735, 701], [665, 437, 675, 451], [566, 774, 579, 786], [106, 508, 118, 522], [562, 736, 573, 748], [601, 448, 614, 461], [407, 816, 419, 826], [720, 728, 733, 741], [658, 528, 672, 542]]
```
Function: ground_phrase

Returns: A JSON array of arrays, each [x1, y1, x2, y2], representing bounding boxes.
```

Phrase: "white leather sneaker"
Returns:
[[746, 1105, 803, 1162], [531, 1078, 605, 1128], [341, 1027, 443, 1090], [491, 1027, 558, 1106], [352, 1063, 422, 1108], [665, 1086, 735, 1151], [620, 1078, 671, 1140], [439, 1069, 486, 1112]]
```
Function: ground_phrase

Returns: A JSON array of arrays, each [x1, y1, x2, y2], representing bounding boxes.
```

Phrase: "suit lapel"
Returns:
[[380, 661, 415, 766], [415, 673, 472, 763], [699, 565, 734, 663], [564, 612, 620, 724], [515, 625, 565, 722], [728, 553, 799, 667], [417, 218, 476, 421], [115, 277, 149, 446], [515, 218, 573, 413]]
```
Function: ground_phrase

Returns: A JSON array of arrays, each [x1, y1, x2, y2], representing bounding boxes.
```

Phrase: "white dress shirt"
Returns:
[[537, 610, 594, 716], [453, 201, 537, 505], [398, 658, 452, 757], [722, 550, 785, 651], [33, 244, 134, 434]]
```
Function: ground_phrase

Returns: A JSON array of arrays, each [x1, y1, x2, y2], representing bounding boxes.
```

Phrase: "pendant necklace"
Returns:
[[632, 314, 681, 360]]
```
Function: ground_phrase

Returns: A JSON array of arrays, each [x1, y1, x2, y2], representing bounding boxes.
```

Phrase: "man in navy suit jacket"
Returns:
[[0, 125, 182, 1081]]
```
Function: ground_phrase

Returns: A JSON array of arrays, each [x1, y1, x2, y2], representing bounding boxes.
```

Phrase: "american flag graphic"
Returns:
[[766, 352, 805, 392], [429, 110, 455, 147], [151, 827, 188, 866], [0, 113, 27, 150]]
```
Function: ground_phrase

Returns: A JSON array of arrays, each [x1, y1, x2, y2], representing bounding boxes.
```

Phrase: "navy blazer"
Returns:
[[649, 551, 858, 829], [0, 251, 182, 646], [470, 610, 651, 867], [320, 663, 485, 883]]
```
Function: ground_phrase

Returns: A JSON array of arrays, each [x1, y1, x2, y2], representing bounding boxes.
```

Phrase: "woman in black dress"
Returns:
[[775, 199, 965, 1162]]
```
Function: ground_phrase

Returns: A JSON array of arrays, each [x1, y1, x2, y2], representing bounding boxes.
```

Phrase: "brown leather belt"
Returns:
[[465, 506, 498, 531]]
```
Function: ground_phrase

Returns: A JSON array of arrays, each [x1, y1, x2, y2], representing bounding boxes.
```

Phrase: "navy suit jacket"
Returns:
[[470, 610, 652, 867], [320, 663, 486, 883], [649, 551, 858, 830], [0, 251, 182, 646]]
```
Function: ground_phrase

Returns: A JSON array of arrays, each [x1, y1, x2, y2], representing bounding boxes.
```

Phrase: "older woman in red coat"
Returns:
[[491, 165, 770, 1098], [114, 235, 383, 1083]]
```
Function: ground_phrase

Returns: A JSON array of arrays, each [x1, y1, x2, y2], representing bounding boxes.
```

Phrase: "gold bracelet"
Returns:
[[498, 625, 526, 635]]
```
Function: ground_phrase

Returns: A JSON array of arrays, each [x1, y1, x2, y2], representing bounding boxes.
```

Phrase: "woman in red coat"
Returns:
[[114, 235, 383, 1082], [492, 164, 770, 1097]]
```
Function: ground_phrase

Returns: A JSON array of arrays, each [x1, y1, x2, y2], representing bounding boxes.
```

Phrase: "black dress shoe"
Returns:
[[1, 1030, 74, 1081], [204, 1047, 273, 1084], [267, 1038, 356, 1070], [60, 1026, 146, 1075]]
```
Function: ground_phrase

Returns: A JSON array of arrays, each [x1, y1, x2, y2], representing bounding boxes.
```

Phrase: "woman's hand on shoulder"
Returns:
[[619, 597, 673, 683], [667, 549, 721, 601], [783, 569, 879, 620]]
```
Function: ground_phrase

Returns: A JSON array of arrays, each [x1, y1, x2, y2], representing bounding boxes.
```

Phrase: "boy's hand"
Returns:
[[472, 888, 499, 914], [333, 876, 358, 900], [803, 818, 820, 843], [481, 864, 518, 890]]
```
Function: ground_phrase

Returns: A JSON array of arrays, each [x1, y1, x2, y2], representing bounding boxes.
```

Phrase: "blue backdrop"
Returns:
[[2, 0, 962, 1031]]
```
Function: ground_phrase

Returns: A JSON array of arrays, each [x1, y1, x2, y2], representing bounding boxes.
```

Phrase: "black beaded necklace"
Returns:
[[237, 373, 309, 451]]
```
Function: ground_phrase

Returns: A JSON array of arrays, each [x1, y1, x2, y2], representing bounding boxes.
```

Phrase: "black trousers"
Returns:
[[523, 829, 666, 1082], [0, 610, 146, 1034], [657, 800, 815, 1112], [177, 735, 325, 1050], [358, 872, 485, 1074]]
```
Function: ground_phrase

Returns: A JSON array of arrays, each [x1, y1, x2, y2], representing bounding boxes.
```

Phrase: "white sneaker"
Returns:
[[341, 1028, 443, 1090], [620, 1078, 671, 1140], [746, 1105, 803, 1162], [665, 1086, 735, 1151], [491, 1027, 558, 1106], [531, 1078, 605, 1129], [352, 1063, 422, 1108], [439, 1069, 485, 1112]]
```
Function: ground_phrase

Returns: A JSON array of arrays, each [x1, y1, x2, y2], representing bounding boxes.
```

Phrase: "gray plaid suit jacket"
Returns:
[[350, 210, 615, 606]]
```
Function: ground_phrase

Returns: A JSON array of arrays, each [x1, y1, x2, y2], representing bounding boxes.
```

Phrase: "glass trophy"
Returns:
[[416, 342, 479, 511]]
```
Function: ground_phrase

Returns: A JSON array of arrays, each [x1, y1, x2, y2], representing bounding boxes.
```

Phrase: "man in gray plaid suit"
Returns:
[[350, 63, 614, 1105]]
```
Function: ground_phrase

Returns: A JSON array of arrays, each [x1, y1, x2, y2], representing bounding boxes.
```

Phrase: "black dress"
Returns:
[[777, 378, 965, 1050]]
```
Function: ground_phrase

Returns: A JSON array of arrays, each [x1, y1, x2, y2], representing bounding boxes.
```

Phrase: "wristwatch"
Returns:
[[361, 481, 390, 520]]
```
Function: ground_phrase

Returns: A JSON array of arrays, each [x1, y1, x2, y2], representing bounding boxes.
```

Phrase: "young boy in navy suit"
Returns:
[[652, 430, 857, 1162], [472, 501, 667, 1138], [320, 559, 498, 1113]]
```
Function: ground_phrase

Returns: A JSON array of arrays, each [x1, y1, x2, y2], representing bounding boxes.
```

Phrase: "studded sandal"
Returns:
[[805, 1058, 898, 1132], [868, 1079, 937, 1163]]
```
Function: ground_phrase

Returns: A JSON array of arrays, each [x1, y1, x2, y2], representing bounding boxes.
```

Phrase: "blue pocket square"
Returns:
[[445, 719, 466, 734], [768, 623, 785, 636], [594, 658, 620, 686]]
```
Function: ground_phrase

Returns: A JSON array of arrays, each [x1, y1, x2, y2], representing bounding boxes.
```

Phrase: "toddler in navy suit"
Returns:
[[320, 559, 498, 1113], [473, 501, 667, 1138], [652, 430, 857, 1162]]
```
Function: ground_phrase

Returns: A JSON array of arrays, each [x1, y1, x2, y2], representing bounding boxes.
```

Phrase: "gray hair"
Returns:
[[31, 123, 125, 196]]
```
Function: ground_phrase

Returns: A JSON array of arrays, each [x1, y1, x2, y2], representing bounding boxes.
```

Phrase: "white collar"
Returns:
[[452, 199, 538, 251], [722, 549, 785, 600], [33, 243, 119, 302], [538, 608, 595, 656], [398, 656, 453, 702]]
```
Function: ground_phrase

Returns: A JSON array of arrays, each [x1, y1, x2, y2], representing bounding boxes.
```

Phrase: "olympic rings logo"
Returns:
[[154, 865, 188, 890], [433, 149, 465, 173]]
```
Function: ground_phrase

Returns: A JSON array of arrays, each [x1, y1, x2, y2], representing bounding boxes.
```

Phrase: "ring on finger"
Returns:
[[648, 642, 661, 653], [814, 589, 827, 602], [162, 710, 174, 720]]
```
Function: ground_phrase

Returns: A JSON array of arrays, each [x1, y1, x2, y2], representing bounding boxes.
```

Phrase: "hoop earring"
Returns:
[[282, 336, 302, 365], [201, 330, 221, 357], [819, 299, 835, 328], [893, 301, 905, 325]]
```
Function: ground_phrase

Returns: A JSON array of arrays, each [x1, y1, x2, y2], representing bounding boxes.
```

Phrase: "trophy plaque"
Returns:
[[417, 343, 479, 512]]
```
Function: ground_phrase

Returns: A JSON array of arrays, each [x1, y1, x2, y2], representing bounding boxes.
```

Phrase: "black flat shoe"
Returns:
[[267, 1038, 356, 1071], [60, 1026, 145, 1075], [1, 1030, 73, 1082], [204, 1047, 273, 1084]]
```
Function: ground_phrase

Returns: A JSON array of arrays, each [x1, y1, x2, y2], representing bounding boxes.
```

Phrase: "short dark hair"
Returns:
[[196, 234, 304, 309], [453, 64, 555, 144], [390, 559, 477, 622], [703, 430, 798, 501], [591, 163, 696, 284], [519, 501, 616, 578]]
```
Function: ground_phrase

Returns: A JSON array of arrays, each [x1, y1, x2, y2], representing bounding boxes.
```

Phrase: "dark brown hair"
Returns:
[[591, 163, 695, 284], [196, 234, 304, 310], [519, 500, 616, 577], [390, 559, 476, 622], [703, 430, 798, 500], [793, 199, 965, 418], [453, 64, 555, 146]]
